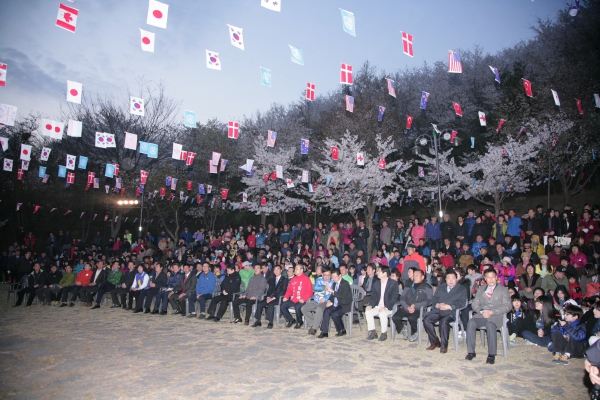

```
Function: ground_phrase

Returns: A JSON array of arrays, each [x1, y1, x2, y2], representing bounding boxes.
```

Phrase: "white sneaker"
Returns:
[[409, 333, 418, 342], [525, 340, 537, 346]]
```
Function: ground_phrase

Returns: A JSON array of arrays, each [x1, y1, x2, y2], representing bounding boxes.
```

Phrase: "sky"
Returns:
[[0, 0, 570, 126]]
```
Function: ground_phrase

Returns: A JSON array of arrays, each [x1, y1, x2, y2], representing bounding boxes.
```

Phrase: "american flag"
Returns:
[[345, 95, 354, 112], [301, 139, 309, 154], [448, 50, 462, 73], [386, 78, 396, 97], [267, 130, 277, 147]]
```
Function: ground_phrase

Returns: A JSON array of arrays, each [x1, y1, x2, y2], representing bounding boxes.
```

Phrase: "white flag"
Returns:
[[21, 160, 29, 170], [67, 119, 82, 137], [0, 137, 8, 151], [147, 0, 169, 29], [594, 94, 600, 108], [20, 144, 32, 161], [172, 143, 182, 159], [95, 132, 116, 148], [302, 170, 309, 183], [276, 165, 283, 179], [551, 89, 560, 106], [124, 132, 138, 150], [206, 50, 221, 70], [261, 0, 281, 12], [3, 158, 13, 171], [66, 80, 82, 103], [242, 192, 248, 203], [66, 154, 76, 170], [130, 97, 145, 116], [357, 152, 364, 166], [227, 24, 244, 50], [140, 29, 155, 52], [40, 119, 64, 140], [40, 147, 51, 161], [478, 111, 487, 126], [285, 178, 294, 188], [211, 151, 221, 166]]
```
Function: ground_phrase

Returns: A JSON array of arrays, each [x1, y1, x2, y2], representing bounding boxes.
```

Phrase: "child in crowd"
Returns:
[[550, 304, 588, 365], [568, 274, 582, 304], [507, 294, 527, 344]]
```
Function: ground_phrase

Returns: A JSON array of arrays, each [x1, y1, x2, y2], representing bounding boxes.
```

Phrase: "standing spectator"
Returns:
[[507, 209, 523, 248], [440, 214, 455, 244], [453, 215, 468, 244], [355, 220, 370, 257], [523, 208, 543, 242], [379, 221, 392, 249], [410, 218, 425, 247], [391, 220, 405, 254], [465, 210, 477, 242], [425, 216, 442, 252]]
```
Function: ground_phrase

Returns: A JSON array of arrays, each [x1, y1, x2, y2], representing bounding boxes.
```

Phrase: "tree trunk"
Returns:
[[260, 212, 266, 227], [110, 209, 124, 239], [365, 203, 376, 261]]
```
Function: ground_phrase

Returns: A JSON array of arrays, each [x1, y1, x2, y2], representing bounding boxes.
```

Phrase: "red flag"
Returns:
[[575, 99, 584, 115], [104, 215, 109, 222], [264, 173, 269, 184], [552, 137, 558, 149], [401, 31, 414, 57], [17, 169, 23, 180], [180, 151, 188, 161], [450, 130, 457, 143], [85, 183, 91, 190], [453, 102, 463, 117], [196, 194, 201, 204], [186, 152, 196, 166], [497, 119, 506, 132], [67, 172, 75, 184], [87, 171, 95, 184], [340, 63, 353, 84], [140, 170, 148, 184], [114, 164, 119, 177], [406, 115, 413, 129], [167, 193, 174, 200], [523, 79, 533, 97], [64, 210, 72, 216], [221, 188, 229, 199], [160, 187, 166, 197], [187, 180, 192, 191], [270, 171, 277, 180], [56, 3, 78, 32], [331, 146, 339, 160], [501, 147, 507, 157], [33, 205, 41, 213], [120, 188, 125, 196], [378, 158, 386, 169], [306, 82, 315, 101], [136, 186, 141, 196], [517, 126, 526, 138], [260, 196, 267, 206], [228, 121, 239, 139]]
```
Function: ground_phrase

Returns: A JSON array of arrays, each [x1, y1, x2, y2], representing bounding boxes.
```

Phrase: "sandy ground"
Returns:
[[0, 285, 590, 400]]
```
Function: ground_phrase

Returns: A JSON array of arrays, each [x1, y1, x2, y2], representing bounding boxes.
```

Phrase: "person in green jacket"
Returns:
[[91, 261, 123, 309], [239, 261, 254, 289], [541, 265, 570, 297], [339, 264, 354, 285], [56, 265, 76, 305]]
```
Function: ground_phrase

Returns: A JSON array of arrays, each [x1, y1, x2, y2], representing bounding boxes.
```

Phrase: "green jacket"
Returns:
[[59, 272, 76, 287], [239, 268, 254, 288], [342, 274, 354, 285], [107, 270, 123, 286]]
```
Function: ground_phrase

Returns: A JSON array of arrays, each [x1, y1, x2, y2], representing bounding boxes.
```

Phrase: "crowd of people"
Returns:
[[4, 203, 600, 374]]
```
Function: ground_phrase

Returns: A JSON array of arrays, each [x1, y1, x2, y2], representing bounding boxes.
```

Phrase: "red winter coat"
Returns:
[[283, 274, 313, 303]]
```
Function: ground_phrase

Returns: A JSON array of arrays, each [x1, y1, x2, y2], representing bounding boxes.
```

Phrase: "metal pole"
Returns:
[[547, 161, 551, 210], [139, 193, 144, 237], [433, 132, 443, 218]]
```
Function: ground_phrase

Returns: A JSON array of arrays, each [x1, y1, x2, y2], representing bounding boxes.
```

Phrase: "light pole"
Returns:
[[116, 199, 143, 237]]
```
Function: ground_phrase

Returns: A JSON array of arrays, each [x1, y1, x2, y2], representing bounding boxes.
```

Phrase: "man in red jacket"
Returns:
[[280, 264, 313, 329], [60, 262, 93, 307]]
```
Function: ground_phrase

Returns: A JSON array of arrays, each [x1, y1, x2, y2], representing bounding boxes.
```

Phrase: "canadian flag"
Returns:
[[478, 111, 487, 126], [56, 3, 78, 33], [242, 192, 247, 203], [67, 172, 75, 184], [185, 152, 195, 166], [228, 121, 239, 139], [357, 152, 364, 166], [0, 63, 7, 87], [17, 169, 23, 180], [378, 158, 386, 169], [221, 188, 229, 199], [66, 80, 82, 103], [140, 170, 148, 184], [87, 172, 95, 184], [140, 29, 155, 52], [406, 115, 413, 129], [331, 146, 339, 160], [306, 82, 315, 101], [40, 119, 64, 140], [207, 185, 212, 194], [20, 144, 32, 161], [147, 0, 169, 29]]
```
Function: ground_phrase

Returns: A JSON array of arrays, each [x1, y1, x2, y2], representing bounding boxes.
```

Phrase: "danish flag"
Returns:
[[228, 121, 239, 139], [87, 172, 95, 184], [186, 152, 196, 166], [140, 170, 148, 184], [306, 82, 315, 101], [340, 63, 353, 85], [67, 172, 75, 184]]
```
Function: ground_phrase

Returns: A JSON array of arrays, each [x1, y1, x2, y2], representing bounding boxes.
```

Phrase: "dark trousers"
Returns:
[[94, 282, 116, 305], [392, 307, 420, 334], [423, 312, 455, 349], [16, 286, 37, 306], [551, 331, 587, 358], [154, 290, 171, 311], [207, 294, 233, 318], [193, 293, 212, 313], [460, 304, 472, 330], [110, 286, 132, 306], [357, 294, 371, 313], [280, 300, 304, 323], [232, 297, 255, 321], [321, 305, 346, 333], [61, 285, 82, 303], [36, 287, 61, 303], [507, 318, 526, 337], [466, 317, 499, 356], [138, 287, 159, 310], [428, 238, 441, 252], [169, 291, 194, 312], [79, 286, 99, 303], [255, 298, 277, 322], [0, 266, 8, 282]]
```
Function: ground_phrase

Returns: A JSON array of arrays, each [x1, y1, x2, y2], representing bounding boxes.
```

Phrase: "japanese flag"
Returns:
[[56, 3, 78, 33], [130, 97, 145, 116], [147, 0, 169, 29], [0, 136, 7, 151], [67, 119, 82, 137], [40, 147, 51, 161], [20, 144, 32, 161], [3, 158, 13, 171], [66, 80, 82, 103], [140, 29, 155, 52], [66, 154, 76, 170], [40, 119, 64, 140]]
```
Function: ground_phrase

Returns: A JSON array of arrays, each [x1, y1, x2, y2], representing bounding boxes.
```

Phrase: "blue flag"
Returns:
[[378, 106, 385, 122], [301, 139, 309, 155], [260, 67, 272, 87], [420, 91, 429, 110], [139, 141, 150, 154], [39, 166, 46, 178], [78, 156, 88, 169], [58, 165, 67, 178], [184, 110, 196, 128], [166, 176, 172, 186], [147, 143, 158, 158], [489, 66, 501, 83], [105, 164, 115, 178], [289, 45, 304, 65], [340, 9, 356, 36], [198, 184, 205, 194]]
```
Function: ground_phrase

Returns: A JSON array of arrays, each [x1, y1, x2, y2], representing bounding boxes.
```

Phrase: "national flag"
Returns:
[[450, 130, 457, 143], [470, 137, 475, 148], [228, 121, 239, 139], [240, 159, 254, 172], [33, 205, 41, 213], [420, 92, 429, 110], [260, 196, 267, 206], [43, 175, 50, 183], [66, 80, 82, 104], [197, 183, 205, 194], [594, 94, 600, 108], [289, 45, 304, 65], [20, 144, 32, 161], [147, 0, 169, 29], [186, 180, 192, 191], [302, 170, 309, 183], [184, 110, 196, 128], [570, 0, 579, 16], [221, 188, 229, 199], [453, 102, 463, 117], [56, 3, 78, 33], [105, 164, 115, 178], [576, 99, 584, 115], [146, 143, 158, 158], [40, 119, 63, 139], [66, 154, 76, 170], [276, 165, 283, 179], [523, 79, 533, 97], [501, 147, 507, 157], [3, 159, 13, 171], [260, 67, 272, 87], [418, 166, 424, 178], [385, 78, 396, 98], [517, 126, 526, 138], [497, 119, 506, 132], [170, 178, 178, 190], [21, 160, 28, 170], [489, 66, 501, 83], [306, 82, 315, 101], [123, 132, 137, 150], [140, 29, 155, 52], [261, 0, 281, 12], [39, 166, 46, 178], [448, 50, 462, 73], [95, 132, 116, 148], [172, 143, 182, 159], [76, 155, 87, 169], [340, 9, 356, 36], [0, 104, 17, 126], [378, 158, 386, 169], [67, 119, 82, 137], [0, 63, 7, 87], [227, 24, 244, 50], [242, 192, 248, 203], [220, 159, 228, 172], [87, 172, 95, 184], [308, 184, 314, 193], [357, 152, 364, 166], [431, 124, 441, 134], [331, 146, 339, 160], [345, 95, 354, 112], [263, 173, 269, 184], [130, 97, 145, 116], [207, 185, 212, 194], [40, 147, 51, 161], [340, 63, 353, 85], [326, 175, 332, 186], [285, 178, 295, 188], [67, 172, 75, 184], [115, 177, 122, 189], [270, 171, 277, 180], [301, 139, 309, 155], [267, 130, 277, 147], [551, 89, 560, 106], [0, 136, 7, 151], [160, 187, 166, 197], [209, 160, 217, 174], [405, 115, 413, 129], [211, 151, 221, 166], [377, 106, 385, 121], [401, 31, 414, 57], [206, 50, 221, 70], [552, 137, 559, 149], [186, 152, 196, 166], [478, 111, 486, 126], [16, 203, 22, 211], [93, 178, 99, 188], [17, 169, 23, 180], [140, 170, 148, 184]]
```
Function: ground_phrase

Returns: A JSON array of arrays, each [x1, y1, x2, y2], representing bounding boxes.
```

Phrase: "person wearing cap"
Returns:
[[402, 243, 425, 282], [541, 265, 569, 297], [239, 261, 254, 288], [521, 242, 540, 266], [547, 243, 565, 268]]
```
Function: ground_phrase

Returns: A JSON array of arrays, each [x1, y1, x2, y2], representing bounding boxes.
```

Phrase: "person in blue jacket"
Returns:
[[425, 216, 442, 252], [191, 262, 216, 318], [550, 303, 588, 365]]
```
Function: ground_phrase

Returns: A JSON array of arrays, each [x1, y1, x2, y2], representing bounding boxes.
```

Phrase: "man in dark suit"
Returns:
[[357, 263, 379, 312], [134, 262, 168, 313], [317, 268, 353, 338], [168, 264, 197, 315], [365, 266, 400, 341], [253, 265, 287, 328], [79, 261, 107, 306], [423, 270, 468, 353]]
